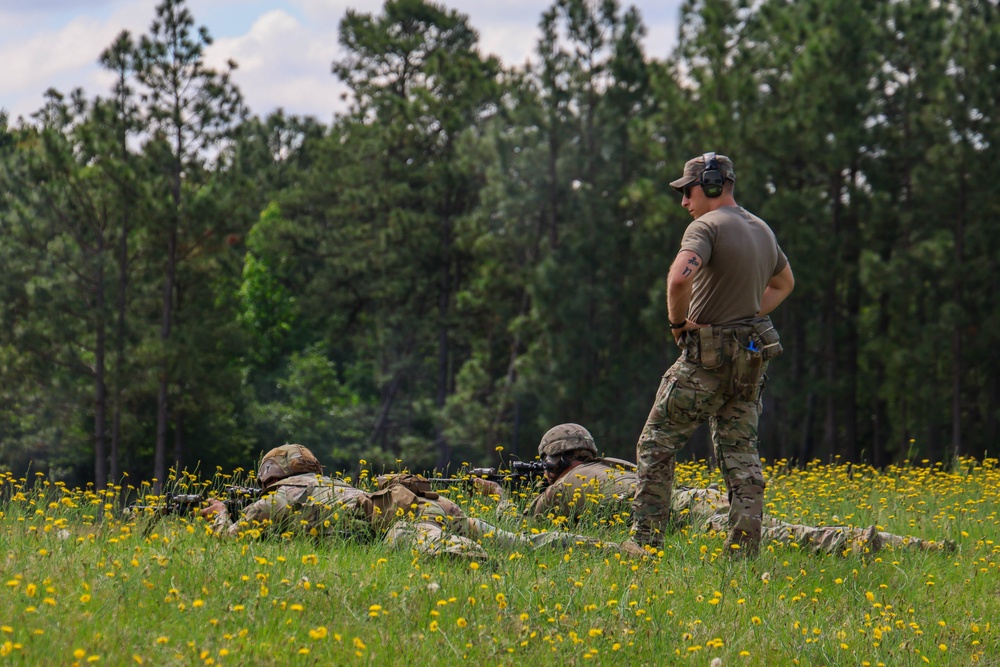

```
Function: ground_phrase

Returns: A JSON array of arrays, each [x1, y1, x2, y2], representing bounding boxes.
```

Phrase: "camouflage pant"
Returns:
[[384, 516, 612, 560], [633, 347, 766, 555]]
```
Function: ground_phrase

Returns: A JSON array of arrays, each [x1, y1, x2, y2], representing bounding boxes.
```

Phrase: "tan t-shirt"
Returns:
[[679, 206, 787, 325]]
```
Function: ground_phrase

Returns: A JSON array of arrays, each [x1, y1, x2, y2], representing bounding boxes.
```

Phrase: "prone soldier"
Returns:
[[201, 444, 368, 538]]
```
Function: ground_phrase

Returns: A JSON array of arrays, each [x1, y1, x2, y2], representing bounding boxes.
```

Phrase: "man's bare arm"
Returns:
[[758, 263, 794, 317], [667, 250, 703, 340]]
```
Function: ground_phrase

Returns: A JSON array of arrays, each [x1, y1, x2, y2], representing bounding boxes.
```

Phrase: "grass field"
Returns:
[[0, 457, 997, 666]]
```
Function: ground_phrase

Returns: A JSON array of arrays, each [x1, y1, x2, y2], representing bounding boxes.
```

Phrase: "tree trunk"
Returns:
[[94, 240, 108, 490], [950, 169, 966, 462], [435, 213, 453, 469], [821, 284, 837, 460], [842, 168, 860, 461], [153, 226, 177, 492], [110, 208, 128, 486], [547, 120, 559, 250], [173, 409, 184, 473], [823, 173, 844, 458]]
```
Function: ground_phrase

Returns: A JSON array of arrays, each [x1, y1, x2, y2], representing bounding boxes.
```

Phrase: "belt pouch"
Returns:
[[750, 318, 783, 361], [698, 327, 722, 369], [731, 345, 764, 400]]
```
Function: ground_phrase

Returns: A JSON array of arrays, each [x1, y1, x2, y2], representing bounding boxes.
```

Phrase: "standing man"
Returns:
[[629, 152, 794, 557]]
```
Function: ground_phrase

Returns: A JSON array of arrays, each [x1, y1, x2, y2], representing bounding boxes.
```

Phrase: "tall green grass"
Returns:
[[0, 458, 996, 666]]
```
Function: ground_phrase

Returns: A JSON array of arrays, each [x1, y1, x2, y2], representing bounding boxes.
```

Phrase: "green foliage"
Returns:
[[2, 0, 999, 486], [245, 345, 379, 471], [239, 203, 300, 367]]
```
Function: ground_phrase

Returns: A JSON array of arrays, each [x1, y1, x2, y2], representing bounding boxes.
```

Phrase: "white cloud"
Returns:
[[1, 0, 682, 124], [205, 9, 349, 119], [0, 3, 149, 122]]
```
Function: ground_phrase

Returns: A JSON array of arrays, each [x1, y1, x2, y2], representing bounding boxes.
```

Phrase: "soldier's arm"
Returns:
[[758, 263, 794, 317], [525, 484, 566, 522], [667, 250, 703, 340], [206, 496, 275, 537]]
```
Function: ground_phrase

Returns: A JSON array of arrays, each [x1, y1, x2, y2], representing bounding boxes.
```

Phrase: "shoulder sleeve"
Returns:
[[526, 484, 562, 519], [773, 243, 789, 276], [240, 495, 275, 524], [679, 219, 716, 265]]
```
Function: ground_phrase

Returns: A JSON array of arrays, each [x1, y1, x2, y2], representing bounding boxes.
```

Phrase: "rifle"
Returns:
[[125, 485, 263, 519], [425, 460, 551, 486]]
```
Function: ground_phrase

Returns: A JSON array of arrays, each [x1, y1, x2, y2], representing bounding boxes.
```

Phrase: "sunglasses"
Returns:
[[682, 183, 700, 198]]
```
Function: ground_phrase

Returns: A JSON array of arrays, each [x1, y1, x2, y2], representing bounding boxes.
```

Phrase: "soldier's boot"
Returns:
[[629, 514, 666, 560], [852, 525, 882, 557], [723, 486, 763, 558], [723, 528, 759, 559], [919, 539, 957, 554], [719, 456, 764, 560]]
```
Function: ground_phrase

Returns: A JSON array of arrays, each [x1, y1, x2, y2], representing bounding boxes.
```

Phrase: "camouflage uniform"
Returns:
[[212, 444, 367, 538], [370, 475, 613, 560], [214, 474, 367, 538], [527, 460, 637, 526]]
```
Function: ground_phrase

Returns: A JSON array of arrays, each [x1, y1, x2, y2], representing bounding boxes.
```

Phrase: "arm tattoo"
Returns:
[[687, 257, 700, 267], [682, 266, 692, 277]]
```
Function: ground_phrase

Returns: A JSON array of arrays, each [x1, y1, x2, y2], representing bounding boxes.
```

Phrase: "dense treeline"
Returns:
[[0, 0, 996, 489]]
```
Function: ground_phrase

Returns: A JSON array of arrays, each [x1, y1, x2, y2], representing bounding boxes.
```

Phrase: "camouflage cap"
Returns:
[[537, 423, 598, 457], [669, 153, 736, 191], [258, 444, 323, 488]]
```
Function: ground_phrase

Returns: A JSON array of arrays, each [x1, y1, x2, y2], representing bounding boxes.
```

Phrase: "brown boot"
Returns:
[[723, 528, 760, 559], [921, 539, 957, 553]]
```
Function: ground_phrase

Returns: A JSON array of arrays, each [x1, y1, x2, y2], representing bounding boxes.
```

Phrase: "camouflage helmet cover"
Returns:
[[258, 444, 323, 487], [537, 423, 598, 457]]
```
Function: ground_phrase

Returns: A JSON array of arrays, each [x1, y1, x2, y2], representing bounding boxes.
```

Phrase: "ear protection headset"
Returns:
[[700, 152, 725, 198]]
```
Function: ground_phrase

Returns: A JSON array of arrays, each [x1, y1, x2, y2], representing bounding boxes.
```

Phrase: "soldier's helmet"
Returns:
[[537, 423, 598, 457], [257, 444, 323, 488]]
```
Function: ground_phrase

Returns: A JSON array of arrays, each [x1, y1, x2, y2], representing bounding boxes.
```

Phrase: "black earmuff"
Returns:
[[700, 152, 724, 198]]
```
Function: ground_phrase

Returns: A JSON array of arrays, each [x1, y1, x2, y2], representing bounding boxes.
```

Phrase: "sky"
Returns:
[[0, 0, 684, 124]]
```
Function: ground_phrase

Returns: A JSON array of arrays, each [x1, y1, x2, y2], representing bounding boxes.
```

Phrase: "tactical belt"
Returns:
[[682, 324, 754, 368]]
